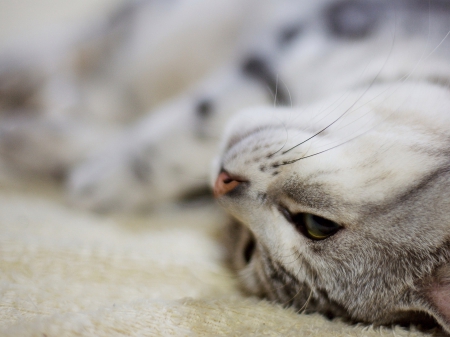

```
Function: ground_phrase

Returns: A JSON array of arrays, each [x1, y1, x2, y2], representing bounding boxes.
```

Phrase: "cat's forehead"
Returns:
[[219, 83, 450, 209]]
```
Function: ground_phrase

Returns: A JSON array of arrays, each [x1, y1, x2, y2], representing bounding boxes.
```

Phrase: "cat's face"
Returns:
[[213, 82, 450, 332]]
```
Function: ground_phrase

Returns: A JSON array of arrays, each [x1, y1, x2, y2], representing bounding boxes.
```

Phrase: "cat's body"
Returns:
[[1, 0, 450, 333], [67, 0, 450, 212]]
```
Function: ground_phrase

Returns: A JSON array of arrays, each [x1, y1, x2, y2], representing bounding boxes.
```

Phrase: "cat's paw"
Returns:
[[0, 115, 118, 181], [0, 118, 80, 177], [67, 127, 212, 212], [67, 143, 154, 212]]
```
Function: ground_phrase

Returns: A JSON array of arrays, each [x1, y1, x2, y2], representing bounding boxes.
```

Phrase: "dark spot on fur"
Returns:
[[282, 177, 336, 210], [109, 0, 139, 27], [195, 98, 214, 119], [262, 251, 304, 306], [425, 76, 450, 89], [194, 99, 215, 139], [326, 0, 377, 39], [50, 166, 68, 183], [241, 55, 269, 78], [0, 66, 42, 111], [313, 288, 352, 320], [366, 165, 450, 217], [257, 192, 267, 203], [363, 171, 392, 188], [272, 171, 280, 176], [260, 165, 266, 172], [278, 24, 303, 46], [241, 55, 290, 106]]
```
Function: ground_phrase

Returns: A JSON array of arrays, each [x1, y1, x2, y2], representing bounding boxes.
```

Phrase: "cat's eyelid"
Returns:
[[277, 203, 344, 230], [278, 204, 293, 222]]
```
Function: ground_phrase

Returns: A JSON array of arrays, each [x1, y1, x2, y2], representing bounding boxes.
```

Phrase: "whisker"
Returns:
[[279, 84, 408, 167], [277, 3, 406, 157], [263, 76, 293, 158], [425, 30, 450, 59], [284, 3, 450, 162], [296, 287, 313, 314], [279, 131, 366, 166], [280, 30, 397, 156], [277, 75, 293, 108], [281, 283, 304, 307], [274, 74, 279, 108]]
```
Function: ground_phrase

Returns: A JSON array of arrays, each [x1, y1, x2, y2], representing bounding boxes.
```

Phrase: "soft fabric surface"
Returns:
[[0, 176, 434, 336]]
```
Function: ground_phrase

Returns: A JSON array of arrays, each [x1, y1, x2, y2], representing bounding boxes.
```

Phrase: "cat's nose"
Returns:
[[214, 171, 244, 197]]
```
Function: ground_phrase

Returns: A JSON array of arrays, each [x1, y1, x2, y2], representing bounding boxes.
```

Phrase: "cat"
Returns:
[[1, 0, 450, 332], [5, 0, 448, 212], [69, 0, 450, 332], [209, 1, 450, 332], [214, 82, 450, 334]]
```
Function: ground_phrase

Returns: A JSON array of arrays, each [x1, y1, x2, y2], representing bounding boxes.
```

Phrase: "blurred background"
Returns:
[[0, 0, 123, 49]]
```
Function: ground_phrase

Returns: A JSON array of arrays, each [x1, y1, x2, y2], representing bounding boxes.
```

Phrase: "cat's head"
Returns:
[[213, 82, 450, 333]]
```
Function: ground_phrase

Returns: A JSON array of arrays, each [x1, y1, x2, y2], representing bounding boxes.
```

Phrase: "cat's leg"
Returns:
[[0, 0, 250, 181], [119, 0, 253, 110], [65, 0, 318, 212], [0, 114, 119, 179], [67, 65, 273, 212], [0, 54, 127, 179]]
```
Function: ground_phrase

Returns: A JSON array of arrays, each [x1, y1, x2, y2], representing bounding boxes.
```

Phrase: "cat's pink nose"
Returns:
[[214, 171, 242, 197]]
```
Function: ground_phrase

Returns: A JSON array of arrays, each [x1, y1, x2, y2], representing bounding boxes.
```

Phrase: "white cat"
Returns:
[[1, 0, 450, 332]]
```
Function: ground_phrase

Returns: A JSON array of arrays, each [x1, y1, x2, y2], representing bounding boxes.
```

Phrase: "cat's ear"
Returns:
[[420, 263, 450, 334]]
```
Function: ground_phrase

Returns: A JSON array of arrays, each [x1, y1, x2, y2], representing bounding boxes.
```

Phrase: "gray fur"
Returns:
[[216, 84, 450, 333]]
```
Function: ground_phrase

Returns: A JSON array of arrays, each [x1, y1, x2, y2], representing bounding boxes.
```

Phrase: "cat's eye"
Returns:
[[279, 206, 341, 240], [303, 214, 341, 240]]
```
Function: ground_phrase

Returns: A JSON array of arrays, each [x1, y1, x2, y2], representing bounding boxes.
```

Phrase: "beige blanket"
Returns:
[[0, 175, 430, 336]]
